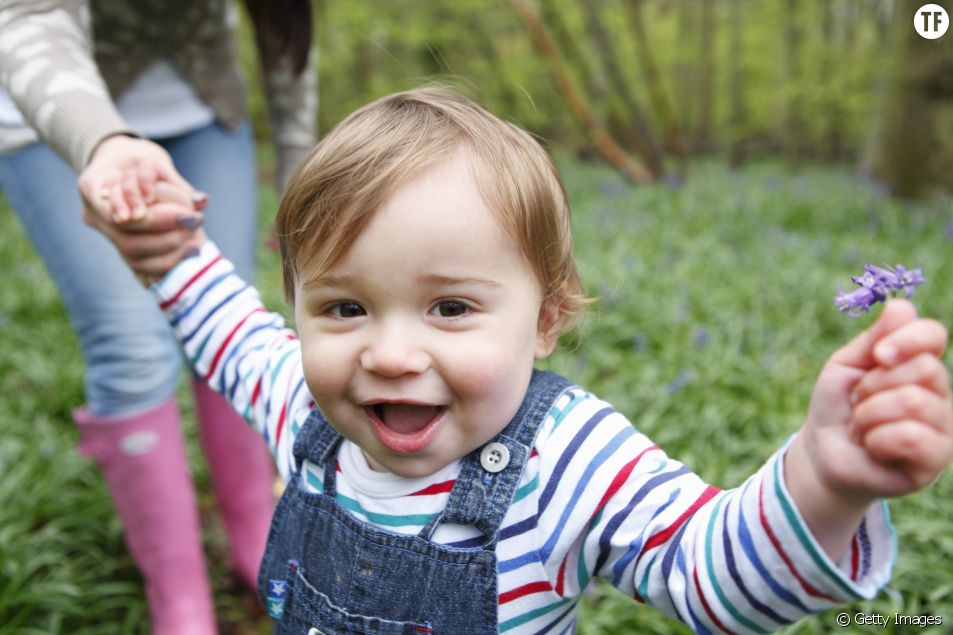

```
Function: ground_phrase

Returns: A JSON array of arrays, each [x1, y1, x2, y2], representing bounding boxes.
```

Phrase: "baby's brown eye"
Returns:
[[435, 301, 468, 317], [329, 302, 366, 318]]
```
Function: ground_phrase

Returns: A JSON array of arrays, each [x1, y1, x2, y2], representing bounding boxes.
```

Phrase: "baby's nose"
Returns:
[[360, 325, 430, 377]]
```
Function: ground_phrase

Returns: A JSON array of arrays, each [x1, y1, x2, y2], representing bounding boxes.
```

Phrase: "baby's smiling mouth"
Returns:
[[371, 403, 442, 434], [363, 402, 447, 453]]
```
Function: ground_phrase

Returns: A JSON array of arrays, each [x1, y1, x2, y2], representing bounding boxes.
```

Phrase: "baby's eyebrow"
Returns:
[[300, 273, 504, 291], [301, 273, 355, 290], [420, 274, 504, 289]]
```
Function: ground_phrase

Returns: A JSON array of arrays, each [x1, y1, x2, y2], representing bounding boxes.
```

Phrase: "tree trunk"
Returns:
[[508, 0, 654, 184], [868, 0, 953, 198], [539, 0, 608, 113], [623, 0, 688, 170], [694, 0, 716, 153], [782, 0, 804, 169], [580, 0, 664, 177], [820, 0, 843, 161], [727, 0, 746, 168]]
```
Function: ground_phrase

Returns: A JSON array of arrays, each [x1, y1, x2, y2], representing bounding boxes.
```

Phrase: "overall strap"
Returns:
[[419, 370, 572, 546], [292, 406, 344, 495]]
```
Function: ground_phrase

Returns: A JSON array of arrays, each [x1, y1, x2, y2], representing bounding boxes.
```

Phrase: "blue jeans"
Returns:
[[0, 120, 258, 416]]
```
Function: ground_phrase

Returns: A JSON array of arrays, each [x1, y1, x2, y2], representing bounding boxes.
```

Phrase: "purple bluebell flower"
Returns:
[[836, 263, 925, 316], [835, 286, 881, 316], [631, 334, 647, 354], [692, 326, 710, 349], [850, 268, 890, 301], [892, 264, 925, 298], [666, 369, 695, 395]]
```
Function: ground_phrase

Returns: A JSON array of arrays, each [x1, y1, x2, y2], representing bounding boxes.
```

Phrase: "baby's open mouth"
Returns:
[[369, 403, 443, 434], [363, 403, 447, 453]]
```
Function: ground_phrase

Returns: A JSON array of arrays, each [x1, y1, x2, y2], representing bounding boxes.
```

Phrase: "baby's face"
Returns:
[[294, 150, 554, 478]]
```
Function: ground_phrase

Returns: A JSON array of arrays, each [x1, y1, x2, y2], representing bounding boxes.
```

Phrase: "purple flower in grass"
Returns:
[[836, 263, 925, 317]]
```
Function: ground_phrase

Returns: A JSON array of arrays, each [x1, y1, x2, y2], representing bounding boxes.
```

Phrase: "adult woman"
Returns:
[[0, 1, 315, 632]]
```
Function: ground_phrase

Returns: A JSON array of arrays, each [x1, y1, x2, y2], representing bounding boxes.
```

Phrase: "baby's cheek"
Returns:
[[300, 342, 346, 401], [449, 344, 533, 403]]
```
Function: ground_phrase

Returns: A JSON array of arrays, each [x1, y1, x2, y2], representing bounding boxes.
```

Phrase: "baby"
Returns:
[[93, 87, 952, 634]]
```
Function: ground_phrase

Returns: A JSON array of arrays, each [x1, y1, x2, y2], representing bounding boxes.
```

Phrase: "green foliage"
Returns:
[[238, 0, 887, 164], [2, 157, 951, 632], [543, 158, 953, 634]]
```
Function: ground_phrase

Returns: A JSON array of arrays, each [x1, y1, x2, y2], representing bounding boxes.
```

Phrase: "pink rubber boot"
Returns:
[[74, 398, 217, 635], [192, 379, 275, 591]]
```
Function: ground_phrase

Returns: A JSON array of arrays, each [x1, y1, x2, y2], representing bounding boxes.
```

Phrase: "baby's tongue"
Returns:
[[378, 404, 439, 435]]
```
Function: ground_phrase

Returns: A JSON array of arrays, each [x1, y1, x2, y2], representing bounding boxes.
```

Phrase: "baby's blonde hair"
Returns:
[[276, 86, 588, 335]]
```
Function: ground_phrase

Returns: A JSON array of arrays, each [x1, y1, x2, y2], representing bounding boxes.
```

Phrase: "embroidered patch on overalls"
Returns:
[[266, 578, 287, 619]]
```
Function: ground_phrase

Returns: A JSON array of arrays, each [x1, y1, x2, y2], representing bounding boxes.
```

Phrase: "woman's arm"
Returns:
[[0, 1, 198, 224], [0, 1, 133, 170]]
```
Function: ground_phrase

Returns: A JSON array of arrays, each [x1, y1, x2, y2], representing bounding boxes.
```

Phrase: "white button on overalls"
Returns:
[[480, 442, 510, 472]]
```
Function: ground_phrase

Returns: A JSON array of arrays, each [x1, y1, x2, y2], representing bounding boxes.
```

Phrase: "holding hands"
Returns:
[[79, 134, 196, 222], [78, 136, 208, 282]]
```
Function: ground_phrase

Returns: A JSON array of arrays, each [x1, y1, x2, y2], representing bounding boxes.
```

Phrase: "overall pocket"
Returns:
[[271, 561, 434, 635]]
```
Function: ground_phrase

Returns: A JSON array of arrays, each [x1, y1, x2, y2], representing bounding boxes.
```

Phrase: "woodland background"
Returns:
[[1, 0, 952, 633], [252, 0, 953, 199]]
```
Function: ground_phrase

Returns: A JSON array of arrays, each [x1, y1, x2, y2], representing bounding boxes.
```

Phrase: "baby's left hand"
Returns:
[[802, 300, 952, 504]]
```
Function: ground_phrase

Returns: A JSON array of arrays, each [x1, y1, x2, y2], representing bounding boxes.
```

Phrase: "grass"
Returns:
[[1, 158, 951, 634]]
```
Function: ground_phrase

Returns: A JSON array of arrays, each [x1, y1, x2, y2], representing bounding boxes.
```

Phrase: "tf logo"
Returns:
[[915, 4, 949, 39]]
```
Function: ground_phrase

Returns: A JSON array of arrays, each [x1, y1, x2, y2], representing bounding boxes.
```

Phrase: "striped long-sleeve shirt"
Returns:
[[156, 241, 894, 634]]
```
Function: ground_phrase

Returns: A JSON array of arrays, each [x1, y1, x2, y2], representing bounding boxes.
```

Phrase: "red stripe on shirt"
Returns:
[[160, 254, 222, 309], [555, 557, 569, 596], [250, 375, 263, 406], [205, 307, 263, 380], [410, 480, 455, 496], [693, 566, 739, 635], [499, 580, 554, 605], [757, 481, 835, 601], [556, 446, 659, 595], [643, 485, 720, 553], [273, 400, 289, 448], [595, 445, 658, 514]]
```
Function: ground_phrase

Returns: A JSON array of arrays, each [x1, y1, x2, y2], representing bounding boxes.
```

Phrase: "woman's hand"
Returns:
[[77, 134, 195, 223], [81, 165, 209, 284]]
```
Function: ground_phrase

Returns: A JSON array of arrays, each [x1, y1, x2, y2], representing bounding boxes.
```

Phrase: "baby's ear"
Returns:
[[535, 301, 563, 359]]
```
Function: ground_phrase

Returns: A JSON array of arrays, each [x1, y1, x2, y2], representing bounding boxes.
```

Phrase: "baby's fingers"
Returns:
[[873, 318, 948, 367], [121, 169, 146, 220], [101, 178, 131, 222], [863, 421, 953, 493], [114, 202, 204, 233], [852, 384, 952, 439], [851, 353, 951, 404]]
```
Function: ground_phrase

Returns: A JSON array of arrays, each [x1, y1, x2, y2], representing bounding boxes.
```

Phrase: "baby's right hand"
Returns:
[[82, 170, 209, 284]]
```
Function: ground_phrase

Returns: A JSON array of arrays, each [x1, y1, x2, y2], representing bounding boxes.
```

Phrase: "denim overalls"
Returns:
[[258, 370, 571, 634]]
